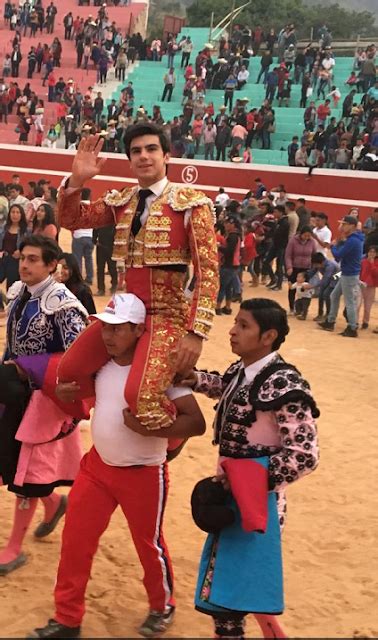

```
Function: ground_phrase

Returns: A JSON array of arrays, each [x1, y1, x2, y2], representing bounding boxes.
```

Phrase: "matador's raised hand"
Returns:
[[69, 134, 107, 189]]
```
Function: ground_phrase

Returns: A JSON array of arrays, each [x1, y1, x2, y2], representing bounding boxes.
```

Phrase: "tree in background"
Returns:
[[185, 0, 377, 39]]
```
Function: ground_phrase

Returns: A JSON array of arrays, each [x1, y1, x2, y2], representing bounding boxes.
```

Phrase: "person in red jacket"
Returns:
[[359, 246, 378, 329], [241, 222, 258, 286], [316, 99, 331, 126]]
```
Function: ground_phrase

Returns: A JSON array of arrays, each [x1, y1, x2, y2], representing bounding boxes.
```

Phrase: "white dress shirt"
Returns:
[[242, 351, 278, 385], [139, 176, 168, 226]]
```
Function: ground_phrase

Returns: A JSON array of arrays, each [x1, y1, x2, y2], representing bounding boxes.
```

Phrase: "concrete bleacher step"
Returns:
[[107, 27, 358, 166]]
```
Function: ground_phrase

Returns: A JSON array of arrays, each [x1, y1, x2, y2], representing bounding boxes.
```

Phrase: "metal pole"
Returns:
[[310, 27, 313, 42], [229, 0, 236, 38], [209, 11, 214, 43]]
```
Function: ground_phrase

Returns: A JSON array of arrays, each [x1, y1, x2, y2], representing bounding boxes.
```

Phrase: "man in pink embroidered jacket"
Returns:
[[181, 298, 320, 639], [192, 299, 319, 529]]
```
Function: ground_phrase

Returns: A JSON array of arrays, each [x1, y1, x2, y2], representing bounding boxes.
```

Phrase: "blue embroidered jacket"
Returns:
[[4, 277, 88, 360]]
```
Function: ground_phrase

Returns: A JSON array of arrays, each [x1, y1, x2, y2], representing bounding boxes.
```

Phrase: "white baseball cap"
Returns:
[[91, 293, 146, 325]]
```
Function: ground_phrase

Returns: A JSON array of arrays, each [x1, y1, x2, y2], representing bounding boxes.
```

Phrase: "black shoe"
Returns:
[[94, 290, 105, 296], [34, 495, 67, 538], [318, 320, 335, 331], [270, 285, 282, 291], [27, 619, 81, 639], [296, 314, 306, 320], [265, 280, 276, 288], [340, 326, 358, 338], [231, 294, 242, 303], [221, 307, 232, 315], [215, 308, 222, 316], [313, 314, 324, 322], [138, 606, 175, 638], [361, 322, 368, 329], [110, 286, 117, 294]]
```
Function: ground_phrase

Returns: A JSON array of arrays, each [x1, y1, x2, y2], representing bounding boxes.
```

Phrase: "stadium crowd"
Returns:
[[0, 12, 377, 168], [212, 182, 378, 336], [1, 173, 377, 336]]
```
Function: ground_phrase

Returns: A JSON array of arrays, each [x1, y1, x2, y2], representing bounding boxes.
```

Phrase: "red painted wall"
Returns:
[[0, 145, 376, 231]]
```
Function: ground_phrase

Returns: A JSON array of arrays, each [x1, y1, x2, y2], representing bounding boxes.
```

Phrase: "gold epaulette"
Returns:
[[168, 185, 215, 218], [103, 186, 138, 207]]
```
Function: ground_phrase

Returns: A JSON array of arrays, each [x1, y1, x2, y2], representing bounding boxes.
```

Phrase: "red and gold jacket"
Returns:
[[58, 181, 219, 339]]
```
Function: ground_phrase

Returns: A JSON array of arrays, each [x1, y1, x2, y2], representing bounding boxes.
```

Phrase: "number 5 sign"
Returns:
[[182, 165, 199, 184]]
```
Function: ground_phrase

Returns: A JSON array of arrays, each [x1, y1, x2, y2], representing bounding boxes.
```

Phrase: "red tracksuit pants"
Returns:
[[54, 447, 174, 628]]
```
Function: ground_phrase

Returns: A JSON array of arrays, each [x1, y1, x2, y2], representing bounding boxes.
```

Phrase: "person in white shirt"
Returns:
[[180, 36, 193, 68], [29, 293, 205, 640], [7, 184, 30, 212], [237, 65, 249, 89], [214, 187, 230, 208], [351, 138, 364, 169], [312, 212, 332, 256], [289, 271, 314, 319]]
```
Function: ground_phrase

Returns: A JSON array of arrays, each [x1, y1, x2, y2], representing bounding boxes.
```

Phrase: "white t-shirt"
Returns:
[[215, 193, 230, 207], [91, 360, 192, 467], [73, 228, 93, 239], [291, 282, 312, 298], [313, 225, 332, 255]]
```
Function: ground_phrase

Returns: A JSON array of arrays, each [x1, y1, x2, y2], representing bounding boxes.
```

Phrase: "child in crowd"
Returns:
[[359, 246, 378, 329], [289, 271, 313, 320], [327, 85, 341, 108]]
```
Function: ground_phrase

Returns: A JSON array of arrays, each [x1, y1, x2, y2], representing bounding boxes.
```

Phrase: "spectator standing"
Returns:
[[215, 120, 231, 162], [46, 2, 57, 34], [264, 205, 290, 291], [181, 37, 193, 68], [363, 208, 378, 234], [11, 46, 22, 77], [63, 12, 73, 40], [150, 38, 161, 62], [286, 201, 299, 238], [224, 74, 237, 113], [58, 252, 96, 314], [203, 122, 217, 161], [285, 227, 317, 312], [115, 48, 127, 82], [216, 215, 241, 315], [316, 99, 331, 127], [295, 198, 311, 231], [32, 204, 57, 240], [334, 141, 351, 170], [237, 65, 249, 90], [0, 204, 29, 289], [162, 68, 175, 102], [360, 56, 377, 92], [319, 215, 364, 337], [312, 213, 332, 255], [310, 252, 340, 321], [265, 68, 278, 103], [94, 92, 104, 125], [92, 224, 117, 296], [27, 47, 37, 79], [359, 246, 378, 329], [287, 136, 299, 166], [71, 190, 94, 286], [289, 271, 313, 319], [256, 51, 272, 84]]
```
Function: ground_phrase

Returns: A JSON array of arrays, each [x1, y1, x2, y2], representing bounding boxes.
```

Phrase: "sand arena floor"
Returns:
[[0, 230, 377, 638]]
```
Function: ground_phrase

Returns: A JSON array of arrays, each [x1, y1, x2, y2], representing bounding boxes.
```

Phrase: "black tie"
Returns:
[[131, 189, 153, 237], [223, 366, 245, 413], [15, 289, 31, 322], [214, 366, 245, 443]]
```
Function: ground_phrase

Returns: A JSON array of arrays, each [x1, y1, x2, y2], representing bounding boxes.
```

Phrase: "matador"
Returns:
[[57, 122, 219, 430]]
